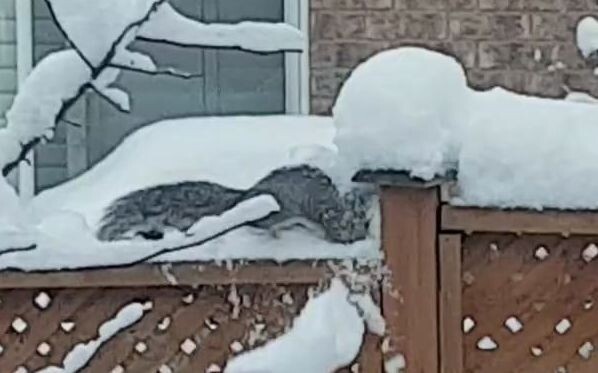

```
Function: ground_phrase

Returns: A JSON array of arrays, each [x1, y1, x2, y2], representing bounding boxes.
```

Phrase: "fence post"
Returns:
[[355, 171, 442, 373]]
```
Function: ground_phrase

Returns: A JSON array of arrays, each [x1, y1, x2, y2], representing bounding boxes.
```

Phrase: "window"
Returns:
[[14, 0, 308, 193]]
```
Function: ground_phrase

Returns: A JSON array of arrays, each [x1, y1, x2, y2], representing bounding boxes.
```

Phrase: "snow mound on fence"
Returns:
[[334, 46, 598, 210], [224, 279, 367, 373], [333, 47, 469, 181]]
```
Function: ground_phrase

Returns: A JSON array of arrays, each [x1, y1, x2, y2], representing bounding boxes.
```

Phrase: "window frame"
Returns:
[[14, 0, 310, 199]]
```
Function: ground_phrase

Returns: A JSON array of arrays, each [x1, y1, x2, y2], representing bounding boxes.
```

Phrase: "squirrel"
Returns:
[[96, 165, 372, 244]]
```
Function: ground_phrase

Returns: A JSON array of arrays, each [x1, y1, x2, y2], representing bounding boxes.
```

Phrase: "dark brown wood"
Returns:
[[442, 205, 598, 235], [0, 262, 331, 289], [439, 234, 463, 373], [381, 186, 440, 373]]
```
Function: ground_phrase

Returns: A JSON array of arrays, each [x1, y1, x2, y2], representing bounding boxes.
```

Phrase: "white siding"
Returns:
[[0, 0, 16, 128]]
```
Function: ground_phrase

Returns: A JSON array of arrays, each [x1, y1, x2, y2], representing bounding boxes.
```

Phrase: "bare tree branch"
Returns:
[[108, 62, 203, 79], [0, 245, 37, 259], [92, 0, 168, 79], [107, 220, 253, 269]]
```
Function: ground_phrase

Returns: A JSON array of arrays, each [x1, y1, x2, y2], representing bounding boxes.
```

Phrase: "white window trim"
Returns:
[[15, 0, 34, 200], [15, 0, 310, 198]]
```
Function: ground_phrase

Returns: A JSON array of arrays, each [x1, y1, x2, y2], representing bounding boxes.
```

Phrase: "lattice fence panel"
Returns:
[[462, 233, 598, 373], [0, 283, 374, 372]]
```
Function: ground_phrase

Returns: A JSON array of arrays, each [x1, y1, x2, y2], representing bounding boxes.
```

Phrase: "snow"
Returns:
[[47, 0, 162, 67], [139, 3, 304, 52], [30, 116, 336, 229], [333, 47, 469, 182], [384, 354, 406, 373], [47, 0, 302, 72], [457, 87, 598, 210], [0, 50, 122, 172], [0, 116, 380, 271], [577, 16, 598, 58], [38, 301, 150, 373], [334, 46, 598, 210], [564, 91, 598, 104], [224, 279, 366, 373]]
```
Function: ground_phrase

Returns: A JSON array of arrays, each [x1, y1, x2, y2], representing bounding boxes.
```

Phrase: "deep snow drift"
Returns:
[[0, 116, 379, 271], [333, 46, 598, 210]]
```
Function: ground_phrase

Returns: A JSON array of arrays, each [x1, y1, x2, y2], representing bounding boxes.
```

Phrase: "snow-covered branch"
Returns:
[[138, 3, 304, 53], [2, 0, 304, 178]]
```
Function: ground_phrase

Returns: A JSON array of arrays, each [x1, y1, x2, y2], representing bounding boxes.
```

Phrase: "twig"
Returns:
[[44, 0, 94, 71], [0, 244, 37, 258], [107, 220, 253, 269], [137, 36, 304, 55], [92, 0, 169, 79], [108, 63, 203, 79], [60, 118, 83, 128]]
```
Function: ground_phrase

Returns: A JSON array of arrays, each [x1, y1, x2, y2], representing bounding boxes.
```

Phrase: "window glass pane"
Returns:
[[32, 0, 286, 192]]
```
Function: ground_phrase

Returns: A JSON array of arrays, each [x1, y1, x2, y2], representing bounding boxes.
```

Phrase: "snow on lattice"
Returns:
[[584, 299, 594, 310], [135, 341, 148, 354], [384, 354, 406, 373], [61, 321, 76, 333], [38, 302, 148, 373], [110, 365, 125, 373], [582, 243, 598, 262], [180, 338, 197, 355], [158, 364, 173, 373], [555, 318, 572, 335], [139, 3, 303, 53], [157, 316, 171, 331], [577, 16, 598, 58], [12, 317, 28, 334], [578, 341, 595, 360], [504, 316, 523, 334], [333, 47, 468, 183], [476, 336, 498, 351], [224, 279, 366, 373], [13, 367, 28, 373], [37, 342, 52, 356], [534, 246, 549, 261], [463, 316, 476, 334], [34, 292, 52, 310], [230, 340, 244, 353], [182, 293, 195, 305], [206, 364, 222, 373], [531, 346, 543, 357]]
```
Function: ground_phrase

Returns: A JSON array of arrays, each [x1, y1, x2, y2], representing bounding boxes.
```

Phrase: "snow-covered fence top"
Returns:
[[334, 46, 598, 211]]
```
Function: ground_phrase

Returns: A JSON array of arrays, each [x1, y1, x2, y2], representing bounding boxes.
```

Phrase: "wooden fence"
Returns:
[[3, 175, 598, 372], [0, 263, 383, 372], [374, 176, 598, 373]]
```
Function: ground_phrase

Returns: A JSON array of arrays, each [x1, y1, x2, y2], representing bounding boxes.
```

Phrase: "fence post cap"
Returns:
[[352, 169, 453, 189]]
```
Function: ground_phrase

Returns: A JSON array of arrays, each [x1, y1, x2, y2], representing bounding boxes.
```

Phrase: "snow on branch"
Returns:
[[0, 50, 124, 176], [2, 0, 304, 177], [138, 3, 304, 53]]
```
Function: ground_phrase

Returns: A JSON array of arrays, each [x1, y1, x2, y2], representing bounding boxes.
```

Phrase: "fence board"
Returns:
[[442, 206, 598, 235], [0, 262, 331, 289], [440, 234, 463, 373]]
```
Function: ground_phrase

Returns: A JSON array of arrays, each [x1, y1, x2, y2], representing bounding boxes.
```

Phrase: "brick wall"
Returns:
[[310, 0, 598, 114]]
